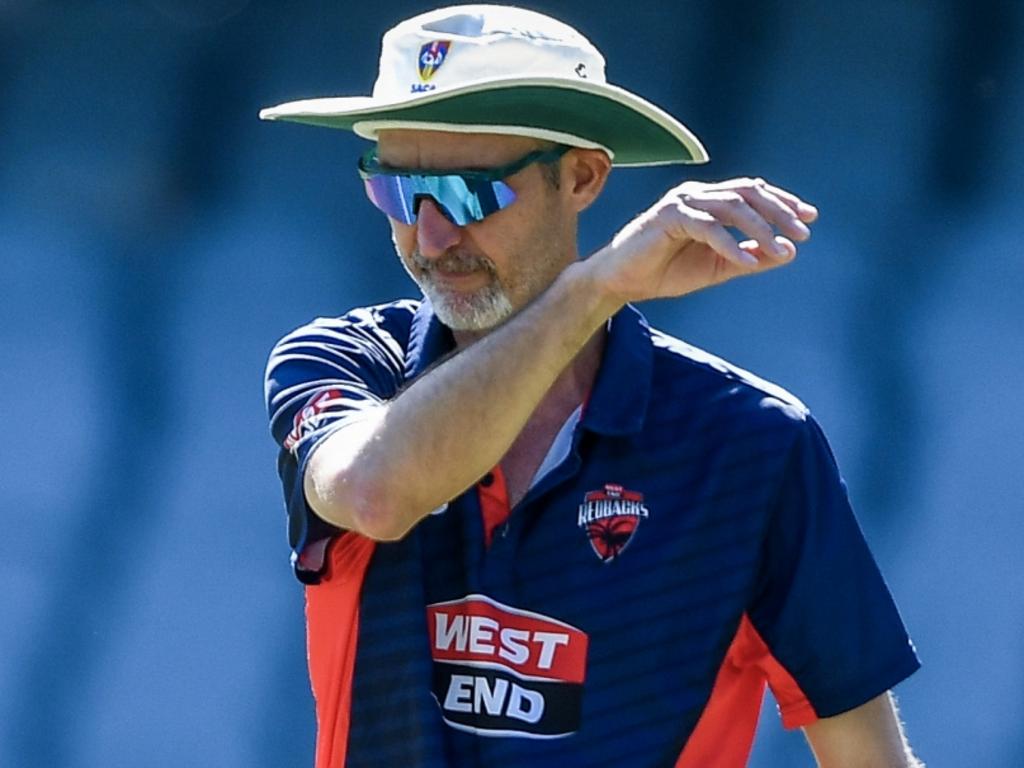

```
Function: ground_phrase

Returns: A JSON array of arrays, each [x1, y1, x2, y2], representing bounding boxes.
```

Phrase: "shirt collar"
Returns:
[[404, 298, 653, 436], [581, 304, 653, 436], [405, 297, 455, 379]]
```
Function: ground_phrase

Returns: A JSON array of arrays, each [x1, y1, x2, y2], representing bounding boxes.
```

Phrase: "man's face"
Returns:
[[375, 130, 575, 333]]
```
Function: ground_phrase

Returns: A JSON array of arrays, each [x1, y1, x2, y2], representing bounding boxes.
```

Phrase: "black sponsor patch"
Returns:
[[431, 663, 583, 738]]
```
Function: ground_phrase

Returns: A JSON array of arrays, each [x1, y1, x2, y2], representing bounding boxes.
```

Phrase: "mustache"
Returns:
[[409, 249, 497, 276]]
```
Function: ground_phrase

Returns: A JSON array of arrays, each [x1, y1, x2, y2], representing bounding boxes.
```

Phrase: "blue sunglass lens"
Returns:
[[363, 176, 417, 224], [362, 173, 517, 226]]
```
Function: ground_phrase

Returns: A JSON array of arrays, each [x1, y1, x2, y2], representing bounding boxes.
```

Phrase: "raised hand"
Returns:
[[590, 177, 818, 304]]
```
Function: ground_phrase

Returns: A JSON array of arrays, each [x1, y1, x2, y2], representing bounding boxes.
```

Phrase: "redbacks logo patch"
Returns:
[[577, 484, 649, 563], [426, 595, 588, 738], [283, 389, 342, 454], [418, 40, 451, 82]]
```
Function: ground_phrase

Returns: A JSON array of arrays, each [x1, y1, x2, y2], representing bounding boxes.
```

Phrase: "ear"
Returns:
[[563, 148, 612, 213]]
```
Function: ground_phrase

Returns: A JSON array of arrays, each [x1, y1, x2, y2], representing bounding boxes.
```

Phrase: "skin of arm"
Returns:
[[304, 141, 817, 540], [803, 692, 923, 768], [304, 259, 619, 540]]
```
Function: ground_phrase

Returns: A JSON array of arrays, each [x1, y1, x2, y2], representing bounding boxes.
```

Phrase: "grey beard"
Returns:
[[422, 279, 514, 331], [407, 250, 514, 331]]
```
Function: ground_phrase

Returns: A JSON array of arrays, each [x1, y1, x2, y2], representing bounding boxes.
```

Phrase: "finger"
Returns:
[[681, 192, 787, 259], [719, 178, 818, 223], [737, 185, 812, 242], [739, 235, 796, 265], [760, 182, 818, 223], [671, 203, 758, 267]]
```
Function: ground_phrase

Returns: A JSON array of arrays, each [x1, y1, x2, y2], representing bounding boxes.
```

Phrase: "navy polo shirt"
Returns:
[[265, 298, 920, 768]]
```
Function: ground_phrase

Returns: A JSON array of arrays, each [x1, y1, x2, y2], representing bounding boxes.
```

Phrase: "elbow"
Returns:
[[305, 464, 413, 542], [302, 412, 423, 541], [345, 494, 412, 542]]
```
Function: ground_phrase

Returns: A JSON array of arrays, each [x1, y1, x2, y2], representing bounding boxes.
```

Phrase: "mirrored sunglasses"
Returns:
[[357, 144, 570, 226]]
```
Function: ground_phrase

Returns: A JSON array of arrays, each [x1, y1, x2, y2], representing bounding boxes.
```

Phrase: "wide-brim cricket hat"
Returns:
[[259, 4, 708, 167]]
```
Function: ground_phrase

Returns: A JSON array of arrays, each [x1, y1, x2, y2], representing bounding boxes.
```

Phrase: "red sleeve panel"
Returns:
[[305, 533, 377, 768], [675, 614, 816, 767]]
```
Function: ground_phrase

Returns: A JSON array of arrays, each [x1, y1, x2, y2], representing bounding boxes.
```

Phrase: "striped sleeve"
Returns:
[[264, 302, 415, 581]]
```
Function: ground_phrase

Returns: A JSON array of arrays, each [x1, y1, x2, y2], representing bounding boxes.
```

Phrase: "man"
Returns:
[[262, 6, 921, 767]]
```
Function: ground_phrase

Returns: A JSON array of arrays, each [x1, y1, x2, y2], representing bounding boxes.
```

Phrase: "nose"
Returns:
[[415, 198, 463, 258]]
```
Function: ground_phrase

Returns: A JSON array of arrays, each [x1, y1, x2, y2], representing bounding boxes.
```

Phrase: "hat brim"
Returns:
[[259, 77, 708, 167]]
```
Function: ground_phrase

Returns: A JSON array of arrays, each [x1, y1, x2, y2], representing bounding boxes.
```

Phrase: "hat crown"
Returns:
[[259, 4, 709, 166], [372, 4, 607, 99]]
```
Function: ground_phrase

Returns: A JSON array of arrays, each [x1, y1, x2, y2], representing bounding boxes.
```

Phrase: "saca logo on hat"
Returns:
[[418, 40, 451, 82]]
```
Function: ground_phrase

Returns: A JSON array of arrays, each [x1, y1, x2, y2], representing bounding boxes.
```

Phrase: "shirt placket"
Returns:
[[477, 433, 586, 594]]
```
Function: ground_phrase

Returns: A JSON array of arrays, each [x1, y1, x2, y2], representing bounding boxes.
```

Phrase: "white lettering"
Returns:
[[498, 628, 530, 665], [468, 616, 498, 655], [443, 674, 474, 713], [435, 614, 468, 652], [506, 684, 544, 723], [577, 499, 649, 525], [429, 599, 587, 682], [532, 631, 570, 669], [472, 677, 509, 716], [443, 675, 546, 723]]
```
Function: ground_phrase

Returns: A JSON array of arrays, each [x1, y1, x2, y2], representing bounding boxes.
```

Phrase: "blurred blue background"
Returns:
[[3, 1, 1022, 765]]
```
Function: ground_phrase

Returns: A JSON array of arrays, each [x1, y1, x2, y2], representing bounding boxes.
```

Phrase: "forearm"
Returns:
[[304, 258, 620, 539], [804, 693, 923, 768], [304, 176, 816, 540]]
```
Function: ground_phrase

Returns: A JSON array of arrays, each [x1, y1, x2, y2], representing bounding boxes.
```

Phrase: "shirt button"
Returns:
[[480, 472, 495, 487]]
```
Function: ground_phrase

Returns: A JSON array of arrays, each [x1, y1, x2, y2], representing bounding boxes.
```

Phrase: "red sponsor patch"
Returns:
[[426, 594, 588, 737], [427, 595, 587, 683], [283, 388, 342, 453], [577, 484, 649, 563]]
